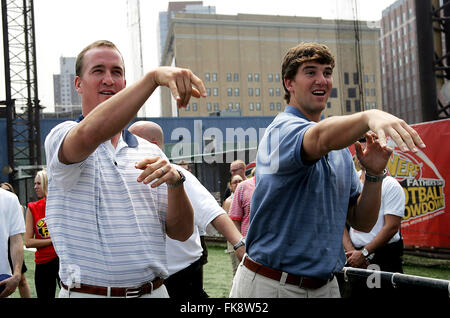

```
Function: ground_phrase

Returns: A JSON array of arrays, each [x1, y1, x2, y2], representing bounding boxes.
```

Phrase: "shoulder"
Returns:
[[383, 176, 403, 191]]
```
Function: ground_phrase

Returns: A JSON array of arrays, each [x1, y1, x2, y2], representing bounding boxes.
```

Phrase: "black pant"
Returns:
[[164, 258, 209, 300], [35, 257, 60, 299], [341, 239, 404, 298]]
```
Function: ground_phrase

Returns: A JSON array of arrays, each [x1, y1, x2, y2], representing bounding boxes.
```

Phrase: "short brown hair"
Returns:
[[75, 40, 125, 77], [281, 42, 335, 103]]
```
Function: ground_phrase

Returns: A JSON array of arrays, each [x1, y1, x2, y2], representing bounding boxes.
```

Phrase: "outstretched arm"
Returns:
[[302, 109, 425, 163], [59, 67, 206, 164]]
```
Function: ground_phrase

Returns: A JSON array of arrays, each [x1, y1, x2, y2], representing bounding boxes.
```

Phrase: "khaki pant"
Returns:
[[229, 257, 341, 298], [226, 241, 240, 276]]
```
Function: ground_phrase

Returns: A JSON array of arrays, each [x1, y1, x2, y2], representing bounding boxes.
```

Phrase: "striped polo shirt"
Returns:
[[44, 121, 169, 287]]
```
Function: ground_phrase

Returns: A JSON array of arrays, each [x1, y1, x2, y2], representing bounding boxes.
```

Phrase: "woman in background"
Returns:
[[24, 170, 60, 299]]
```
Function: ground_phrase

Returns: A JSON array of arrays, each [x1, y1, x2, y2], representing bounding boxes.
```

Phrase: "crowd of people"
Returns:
[[0, 40, 425, 299]]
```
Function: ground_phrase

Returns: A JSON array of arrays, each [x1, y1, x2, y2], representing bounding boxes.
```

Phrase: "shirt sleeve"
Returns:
[[173, 164, 225, 232], [381, 177, 405, 217], [228, 183, 244, 221], [7, 194, 25, 236], [44, 121, 85, 191]]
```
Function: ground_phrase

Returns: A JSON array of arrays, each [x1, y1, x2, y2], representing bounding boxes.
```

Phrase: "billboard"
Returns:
[[350, 119, 449, 249]]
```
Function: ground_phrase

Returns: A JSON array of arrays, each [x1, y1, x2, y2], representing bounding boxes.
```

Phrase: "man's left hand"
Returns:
[[135, 157, 181, 188], [355, 132, 392, 175]]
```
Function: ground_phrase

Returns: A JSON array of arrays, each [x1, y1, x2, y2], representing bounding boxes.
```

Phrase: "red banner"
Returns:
[[350, 119, 450, 249]]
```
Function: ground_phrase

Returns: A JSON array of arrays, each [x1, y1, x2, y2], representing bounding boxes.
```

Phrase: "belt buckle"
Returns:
[[125, 287, 141, 298], [298, 276, 304, 288], [125, 281, 153, 298]]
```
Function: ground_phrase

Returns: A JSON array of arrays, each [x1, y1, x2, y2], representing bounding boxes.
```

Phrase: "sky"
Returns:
[[1, 0, 397, 117]]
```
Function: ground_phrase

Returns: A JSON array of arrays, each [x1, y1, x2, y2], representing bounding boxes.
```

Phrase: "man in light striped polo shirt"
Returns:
[[44, 40, 206, 298]]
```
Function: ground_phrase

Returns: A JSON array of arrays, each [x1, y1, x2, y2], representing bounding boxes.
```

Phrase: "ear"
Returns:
[[284, 77, 294, 93], [74, 76, 82, 94]]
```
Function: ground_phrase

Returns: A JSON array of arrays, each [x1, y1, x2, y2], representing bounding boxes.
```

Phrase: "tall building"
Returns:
[[380, 0, 420, 123], [158, 1, 216, 64], [53, 57, 81, 115], [160, 12, 382, 118]]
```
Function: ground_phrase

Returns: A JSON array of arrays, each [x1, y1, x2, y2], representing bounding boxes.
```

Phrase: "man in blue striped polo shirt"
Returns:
[[230, 42, 426, 298], [44, 40, 206, 298]]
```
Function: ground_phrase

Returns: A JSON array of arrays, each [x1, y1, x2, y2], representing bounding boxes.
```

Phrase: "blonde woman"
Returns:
[[24, 170, 59, 298]]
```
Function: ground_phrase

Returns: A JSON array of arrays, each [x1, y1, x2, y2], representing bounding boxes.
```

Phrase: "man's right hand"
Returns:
[[365, 109, 425, 153], [153, 66, 207, 108]]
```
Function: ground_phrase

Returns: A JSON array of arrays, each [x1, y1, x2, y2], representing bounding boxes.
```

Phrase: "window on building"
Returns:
[[214, 103, 219, 111], [344, 72, 349, 85], [346, 100, 351, 112], [270, 102, 275, 111], [354, 100, 361, 112], [269, 88, 274, 96], [348, 87, 356, 98], [353, 73, 359, 85], [212, 73, 218, 82], [255, 88, 260, 96], [206, 88, 211, 96], [256, 102, 261, 111], [236, 102, 240, 109], [249, 102, 254, 111], [192, 103, 197, 111], [213, 88, 218, 96], [226, 73, 232, 82], [234, 73, 239, 82], [276, 88, 281, 96], [234, 88, 239, 96], [228, 102, 233, 110], [227, 88, 232, 96], [254, 73, 260, 82], [205, 73, 210, 82], [268, 73, 273, 82], [248, 73, 253, 82], [275, 73, 280, 82], [207, 103, 212, 111], [248, 88, 253, 96], [327, 102, 331, 108], [330, 88, 338, 98], [276, 102, 282, 110]]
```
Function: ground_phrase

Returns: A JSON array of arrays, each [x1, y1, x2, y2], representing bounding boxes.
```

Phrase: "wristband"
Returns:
[[167, 170, 186, 188], [233, 237, 246, 250], [365, 169, 387, 182]]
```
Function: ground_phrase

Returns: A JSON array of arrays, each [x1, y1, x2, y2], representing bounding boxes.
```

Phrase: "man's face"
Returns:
[[75, 46, 126, 115], [230, 163, 245, 179], [285, 61, 333, 117]]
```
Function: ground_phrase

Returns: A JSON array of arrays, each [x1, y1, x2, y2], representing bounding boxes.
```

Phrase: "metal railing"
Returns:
[[338, 266, 450, 297]]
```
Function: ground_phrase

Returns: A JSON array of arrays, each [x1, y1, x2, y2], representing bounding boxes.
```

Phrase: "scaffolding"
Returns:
[[1, 0, 42, 187]]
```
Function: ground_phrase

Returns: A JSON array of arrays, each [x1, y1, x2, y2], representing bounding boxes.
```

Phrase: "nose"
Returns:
[[314, 73, 327, 85], [102, 71, 114, 85]]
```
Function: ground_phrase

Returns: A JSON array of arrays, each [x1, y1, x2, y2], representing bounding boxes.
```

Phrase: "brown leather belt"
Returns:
[[61, 277, 164, 298], [243, 256, 330, 290]]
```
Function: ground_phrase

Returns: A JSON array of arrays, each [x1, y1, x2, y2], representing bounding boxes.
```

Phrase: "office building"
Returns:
[[53, 56, 81, 115], [160, 12, 382, 118], [380, 0, 421, 123]]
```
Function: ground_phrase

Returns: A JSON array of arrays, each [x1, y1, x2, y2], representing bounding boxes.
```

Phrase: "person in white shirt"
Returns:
[[342, 135, 405, 297], [0, 188, 25, 298], [129, 120, 245, 299]]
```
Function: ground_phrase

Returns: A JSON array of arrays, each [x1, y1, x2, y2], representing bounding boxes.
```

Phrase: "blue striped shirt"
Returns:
[[44, 121, 169, 287]]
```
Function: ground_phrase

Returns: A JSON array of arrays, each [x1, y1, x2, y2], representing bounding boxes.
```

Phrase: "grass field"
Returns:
[[11, 242, 450, 298]]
